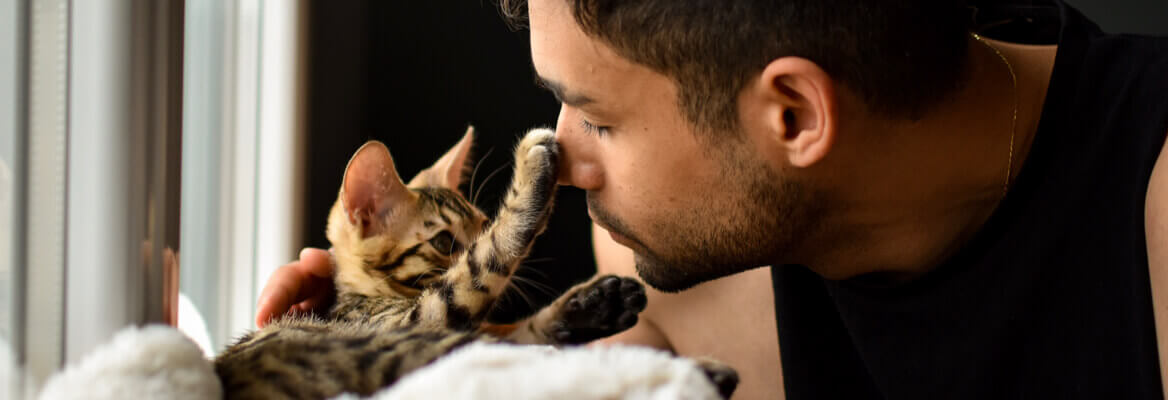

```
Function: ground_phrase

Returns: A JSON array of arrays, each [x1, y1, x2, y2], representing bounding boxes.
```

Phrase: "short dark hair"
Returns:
[[500, 0, 971, 133]]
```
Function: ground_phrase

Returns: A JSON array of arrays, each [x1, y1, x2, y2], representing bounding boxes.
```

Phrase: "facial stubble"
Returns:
[[589, 148, 817, 293]]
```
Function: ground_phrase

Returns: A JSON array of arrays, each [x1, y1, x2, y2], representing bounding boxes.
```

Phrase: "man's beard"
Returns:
[[588, 153, 819, 293]]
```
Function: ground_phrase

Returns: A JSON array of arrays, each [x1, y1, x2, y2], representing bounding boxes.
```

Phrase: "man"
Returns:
[[258, 0, 1168, 398]]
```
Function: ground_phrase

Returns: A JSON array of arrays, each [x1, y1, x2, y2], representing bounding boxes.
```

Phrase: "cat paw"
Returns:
[[549, 275, 647, 344], [512, 129, 559, 200], [694, 358, 739, 399], [517, 128, 557, 158]]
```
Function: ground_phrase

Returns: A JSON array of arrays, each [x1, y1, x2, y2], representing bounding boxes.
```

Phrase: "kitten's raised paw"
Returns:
[[550, 275, 647, 344], [695, 358, 739, 399], [513, 129, 559, 192], [518, 128, 557, 155]]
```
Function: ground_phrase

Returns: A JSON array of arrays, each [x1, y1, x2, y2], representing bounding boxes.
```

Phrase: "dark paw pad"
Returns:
[[696, 358, 739, 399], [550, 275, 647, 344]]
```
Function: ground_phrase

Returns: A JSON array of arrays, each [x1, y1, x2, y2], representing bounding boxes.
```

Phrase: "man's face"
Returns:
[[529, 0, 818, 292]]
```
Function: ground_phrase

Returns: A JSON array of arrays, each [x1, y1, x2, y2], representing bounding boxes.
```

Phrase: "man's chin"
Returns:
[[633, 253, 715, 293], [632, 252, 766, 293]]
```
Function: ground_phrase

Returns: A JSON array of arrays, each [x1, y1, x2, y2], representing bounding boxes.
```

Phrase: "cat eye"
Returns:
[[429, 231, 457, 255]]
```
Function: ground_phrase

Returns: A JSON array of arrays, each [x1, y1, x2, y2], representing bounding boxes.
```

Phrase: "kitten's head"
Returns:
[[326, 127, 487, 298]]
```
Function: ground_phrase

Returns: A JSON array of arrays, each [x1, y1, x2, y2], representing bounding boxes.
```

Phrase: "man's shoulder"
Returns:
[[1140, 125, 1168, 400]]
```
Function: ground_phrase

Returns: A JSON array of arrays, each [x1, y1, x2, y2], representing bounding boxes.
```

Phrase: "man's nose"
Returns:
[[557, 154, 603, 190], [554, 109, 603, 190]]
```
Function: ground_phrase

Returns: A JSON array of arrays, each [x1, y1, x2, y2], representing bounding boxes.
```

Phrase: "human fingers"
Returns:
[[255, 248, 336, 327], [255, 262, 307, 328], [289, 247, 337, 313], [296, 247, 334, 279], [293, 270, 337, 314]]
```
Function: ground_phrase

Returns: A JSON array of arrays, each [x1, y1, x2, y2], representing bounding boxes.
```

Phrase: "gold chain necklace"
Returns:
[[972, 33, 1018, 197]]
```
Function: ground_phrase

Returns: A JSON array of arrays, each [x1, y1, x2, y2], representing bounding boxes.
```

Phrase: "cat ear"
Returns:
[[342, 140, 411, 237], [408, 126, 475, 191]]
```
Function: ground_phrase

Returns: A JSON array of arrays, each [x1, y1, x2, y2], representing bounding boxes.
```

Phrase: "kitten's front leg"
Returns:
[[414, 129, 559, 330], [506, 275, 647, 345]]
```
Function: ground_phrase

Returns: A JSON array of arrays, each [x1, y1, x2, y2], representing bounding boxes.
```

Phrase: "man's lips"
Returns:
[[589, 208, 635, 248], [608, 229, 635, 248]]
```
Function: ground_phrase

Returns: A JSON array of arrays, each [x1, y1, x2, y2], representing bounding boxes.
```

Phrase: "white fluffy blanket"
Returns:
[[38, 325, 221, 400], [38, 325, 723, 400]]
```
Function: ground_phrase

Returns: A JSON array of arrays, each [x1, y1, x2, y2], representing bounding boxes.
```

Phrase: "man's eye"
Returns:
[[580, 119, 610, 136], [429, 231, 456, 254]]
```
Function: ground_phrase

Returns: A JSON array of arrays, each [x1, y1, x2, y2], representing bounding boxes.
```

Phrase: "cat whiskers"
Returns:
[[498, 275, 558, 313], [514, 259, 558, 284], [514, 259, 560, 294], [494, 261, 561, 312], [467, 147, 495, 205], [496, 281, 538, 312], [509, 274, 558, 298], [472, 163, 512, 209]]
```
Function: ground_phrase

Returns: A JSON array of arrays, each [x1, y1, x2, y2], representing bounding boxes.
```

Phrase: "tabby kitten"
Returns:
[[214, 128, 665, 399]]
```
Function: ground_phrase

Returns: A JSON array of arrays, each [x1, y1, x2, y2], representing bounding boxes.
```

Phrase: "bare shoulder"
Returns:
[[1143, 127, 1168, 399], [1151, 131, 1168, 253], [1149, 128, 1168, 247], [1147, 130, 1168, 273], [592, 223, 785, 399]]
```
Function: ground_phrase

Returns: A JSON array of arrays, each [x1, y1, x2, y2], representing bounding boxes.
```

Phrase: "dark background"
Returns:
[[301, 0, 1168, 321], [1065, 0, 1168, 35], [304, 2, 575, 322]]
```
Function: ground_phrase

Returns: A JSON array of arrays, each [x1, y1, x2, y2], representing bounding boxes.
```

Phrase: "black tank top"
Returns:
[[772, 2, 1168, 399]]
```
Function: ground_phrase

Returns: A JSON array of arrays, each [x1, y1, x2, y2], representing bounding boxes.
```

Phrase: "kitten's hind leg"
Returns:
[[506, 275, 647, 345], [416, 129, 559, 330]]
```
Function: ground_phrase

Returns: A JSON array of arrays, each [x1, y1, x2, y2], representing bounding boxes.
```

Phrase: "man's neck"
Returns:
[[803, 36, 1057, 282]]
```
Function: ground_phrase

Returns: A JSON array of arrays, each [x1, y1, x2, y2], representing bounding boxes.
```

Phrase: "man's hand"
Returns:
[[255, 248, 337, 328]]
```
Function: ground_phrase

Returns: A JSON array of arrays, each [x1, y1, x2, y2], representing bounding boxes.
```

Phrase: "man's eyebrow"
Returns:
[[535, 76, 595, 107]]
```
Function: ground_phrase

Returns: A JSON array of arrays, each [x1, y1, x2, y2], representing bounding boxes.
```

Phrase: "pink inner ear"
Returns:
[[442, 127, 476, 189], [408, 126, 476, 191], [342, 141, 408, 237]]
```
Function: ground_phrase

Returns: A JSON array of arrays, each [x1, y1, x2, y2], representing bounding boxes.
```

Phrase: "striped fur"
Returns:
[[214, 128, 650, 399]]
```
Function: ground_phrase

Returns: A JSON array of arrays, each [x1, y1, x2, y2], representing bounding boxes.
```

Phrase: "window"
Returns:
[[5, 0, 190, 395], [1, 0, 26, 396], [180, 0, 306, 355]]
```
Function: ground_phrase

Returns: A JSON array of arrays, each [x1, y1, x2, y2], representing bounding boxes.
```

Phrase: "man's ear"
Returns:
[[408, 126, 475, 191], [341, 141, 412, 237], [742, 57, 837, 168]]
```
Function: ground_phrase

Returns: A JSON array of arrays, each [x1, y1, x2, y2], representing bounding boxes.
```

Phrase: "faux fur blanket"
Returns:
[[37, 325, 723, 399]]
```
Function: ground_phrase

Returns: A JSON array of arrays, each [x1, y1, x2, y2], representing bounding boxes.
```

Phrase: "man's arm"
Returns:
[[1145, 127, 1168, 399]]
